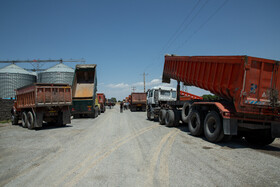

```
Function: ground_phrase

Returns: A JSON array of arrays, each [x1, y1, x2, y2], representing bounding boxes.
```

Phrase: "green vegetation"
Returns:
[[0, 120, 11, 124], [202, 94, 220, 100], [111, 97, 117, 103]]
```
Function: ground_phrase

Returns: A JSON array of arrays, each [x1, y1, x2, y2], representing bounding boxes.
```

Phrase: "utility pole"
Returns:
[[132, 86, 136, 92], [143, 72, 148, 92]]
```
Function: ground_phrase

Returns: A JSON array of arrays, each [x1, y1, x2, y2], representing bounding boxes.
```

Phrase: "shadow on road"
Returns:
[[157, 121, 280, 157], [37, 123, 73, 131]]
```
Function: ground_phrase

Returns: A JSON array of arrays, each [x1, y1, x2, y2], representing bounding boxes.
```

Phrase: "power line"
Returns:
[[143, 0, 210, 74], [143, 0, 204, 73], [159, 0, 202, 54], [163, 0, 209, 54], [175, 0, 229, 51]]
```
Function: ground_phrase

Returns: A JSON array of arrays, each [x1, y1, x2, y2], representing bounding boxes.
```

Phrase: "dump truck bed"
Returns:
[[16, 83, 72, 108], [163, 55, 280, 114], [131, 92, 147, 104], [72, 64, 97, 99]]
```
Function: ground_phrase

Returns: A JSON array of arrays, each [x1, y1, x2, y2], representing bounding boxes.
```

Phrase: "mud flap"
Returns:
[[62, 106, 71, 124], [34, 110, 43, 128], [223, 118, 237, 135], [271, 122, 280, 138]]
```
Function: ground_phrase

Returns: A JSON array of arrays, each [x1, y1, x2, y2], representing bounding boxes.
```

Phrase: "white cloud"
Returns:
[[106, 83, 129, 89], [102, 77, 174, 100], [100, 77, 211, 100], [147, 78, 161, 86]]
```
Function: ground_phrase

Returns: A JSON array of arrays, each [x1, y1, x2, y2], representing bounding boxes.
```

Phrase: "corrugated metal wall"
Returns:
[[0, 73, 36, 99], [38, 63, 74, 85], [38, 72, 74, 85]]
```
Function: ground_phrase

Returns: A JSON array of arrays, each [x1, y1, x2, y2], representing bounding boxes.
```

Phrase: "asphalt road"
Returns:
[[1, 106, 280, 187]]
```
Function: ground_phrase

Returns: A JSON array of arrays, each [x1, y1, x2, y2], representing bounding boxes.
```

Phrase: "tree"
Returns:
[[111, 97, 117, 103], [202, 94, 219, 100]]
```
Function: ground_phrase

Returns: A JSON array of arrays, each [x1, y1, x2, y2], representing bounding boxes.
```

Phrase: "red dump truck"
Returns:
[[97, 93, 106, 113], [160, 55, 280, 145], [130, 92, 147, 111], [11, 83, 72, 129]]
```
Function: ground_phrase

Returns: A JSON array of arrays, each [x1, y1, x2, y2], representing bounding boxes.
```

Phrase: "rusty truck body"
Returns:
[[130, 92, 147, 112], [11, 83, 72, 129], [97, 93, 106, 113]]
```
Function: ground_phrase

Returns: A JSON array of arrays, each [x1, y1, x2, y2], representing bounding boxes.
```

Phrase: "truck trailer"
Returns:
[[160, 55, 280, 145], [11, 83, 72, 129], [71, 64, 99, 118], [130, 92, 147, 112], [97, 93, 106, 113]]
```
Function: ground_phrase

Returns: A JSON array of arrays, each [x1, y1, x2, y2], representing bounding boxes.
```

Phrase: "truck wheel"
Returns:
[[244, 131, 275, 146], [95, 107, 99, 118], [12, 114, 19, 125], [173, 109, 180, 126], [188, 110, 203, 136], [27, 111, 34, 130], [182, 102, 192, 123], [204, 111, 224, 143], [147, 110, 152, 120], [22, 112, 27, 128], [159, 109, 166, 125], [165, 110, 175, 127]]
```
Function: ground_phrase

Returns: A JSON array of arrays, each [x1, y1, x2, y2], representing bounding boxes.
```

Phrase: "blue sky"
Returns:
[[1, 0, 280, 100]]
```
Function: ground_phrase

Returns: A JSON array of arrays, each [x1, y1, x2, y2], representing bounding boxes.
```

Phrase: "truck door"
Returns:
[[244, 58, 280, 107], [154, 90, 159, 104]]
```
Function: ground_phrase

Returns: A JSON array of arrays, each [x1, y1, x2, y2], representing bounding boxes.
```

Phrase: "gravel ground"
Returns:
[[0, 106, 280, 187]]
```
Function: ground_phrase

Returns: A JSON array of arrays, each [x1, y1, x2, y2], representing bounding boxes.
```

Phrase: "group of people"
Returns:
[[120, 101, 130, 113]]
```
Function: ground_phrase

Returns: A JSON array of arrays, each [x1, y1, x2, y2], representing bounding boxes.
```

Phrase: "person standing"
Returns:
[[120, 101, 124, 113]]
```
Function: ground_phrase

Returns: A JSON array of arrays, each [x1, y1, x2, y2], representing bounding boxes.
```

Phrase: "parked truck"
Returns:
[[146, 86, 202, 120], [97, 93, 106, 113], [11, 83, 72, 129], [130, 92, 147, 112], [71, 64, 99, 118], [160, 55, 280, 145]]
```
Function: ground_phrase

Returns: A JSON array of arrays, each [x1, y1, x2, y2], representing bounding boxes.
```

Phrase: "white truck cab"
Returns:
[[146, 86, 176, 120]]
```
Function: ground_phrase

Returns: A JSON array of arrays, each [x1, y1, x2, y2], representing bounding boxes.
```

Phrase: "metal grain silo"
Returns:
[[38, 63, 74, 85], [0, 64, 36, 99]]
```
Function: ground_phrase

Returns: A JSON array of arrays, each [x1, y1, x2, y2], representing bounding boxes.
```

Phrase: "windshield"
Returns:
[[172, 91, 177, 98], [160, 90, 171, 96]]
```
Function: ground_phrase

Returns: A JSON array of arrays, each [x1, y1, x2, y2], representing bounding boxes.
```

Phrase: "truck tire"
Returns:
[[173, 109, 180, 126], [244, 130, 275, 146], [165, 110, 175, 127], [27, 111, 34, 130], [95, 107, 99, 118], [11, 114, 19, 125], [22, 112, 27, 128], [147, 110, 152, 120], [188, 110, 203, 136], [204, 111, 224, 143], [182, 102, 192, 123], [159, 109, 166, 125]]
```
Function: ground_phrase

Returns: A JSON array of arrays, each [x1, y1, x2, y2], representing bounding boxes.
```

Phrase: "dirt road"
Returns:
[[1, 106, 280, 186]]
